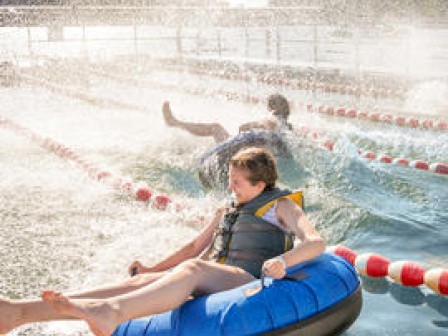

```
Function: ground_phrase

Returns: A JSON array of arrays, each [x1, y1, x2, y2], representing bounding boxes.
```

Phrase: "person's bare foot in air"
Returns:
[[41, 290, 120, 336], [162, 101, 179, 127]]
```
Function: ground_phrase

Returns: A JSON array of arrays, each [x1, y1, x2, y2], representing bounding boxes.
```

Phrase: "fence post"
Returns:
[[27, 26, 33, 58], [217, 28, 221, 58], [354, 26, 361, 106], [312, 23, 318, 99], [176, 25, 182, 60], [196, 29, 200, 56], [265, 28, 271, 58], [133, 14, 138, 58], [276, 25, 280, 63], [81, 21, 87, 59], [245, 25, 249, 59]]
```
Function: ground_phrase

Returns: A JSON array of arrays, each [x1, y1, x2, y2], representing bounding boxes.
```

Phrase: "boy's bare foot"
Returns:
[[162, 101, 179, 127], [41, 291, 119, 336], [0, 298, 22, 334]]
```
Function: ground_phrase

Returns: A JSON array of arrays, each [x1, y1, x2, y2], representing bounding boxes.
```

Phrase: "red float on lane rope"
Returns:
[[437, 121, 447, 130], [323, 140, 334, 151], [424, 268, 448, 295], [410, 160, 430, 171], [96, 171, 111, 181], [355, 253, 390, 277], [154, 195, 172, 210], [422, 119, 434, 129], [408, 118, 419, 128], [370, 113, 381, 122], [136, 187, 152, 201], [346, 109, 357, 118], [336, 108, 346, 116], [379, 155, 393, 163], [388, 261, 425, 287], [429, 163, 448, 175], [358, 111, 369, 119], [381, 114, 393, 123], [392, 158, 410, 166], [327, 245, 357, 266], [395, 116, 406, 126], [363, 152, 376, 160]]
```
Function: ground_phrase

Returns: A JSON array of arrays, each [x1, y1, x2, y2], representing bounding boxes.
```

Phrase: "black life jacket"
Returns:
[[210, 187, 304, 278]]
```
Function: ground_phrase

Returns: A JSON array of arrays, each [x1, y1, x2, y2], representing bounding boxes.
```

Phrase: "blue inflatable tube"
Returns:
[[113, 253, 362, 336]]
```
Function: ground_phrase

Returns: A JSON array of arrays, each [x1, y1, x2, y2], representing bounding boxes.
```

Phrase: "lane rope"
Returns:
[[295, 126, 448, 176], [0, 116, 172, 210], [307, 103, 448, 131], [133, 58, 408, 99], [19, 73, 149, 113], [328, 245, 448, 296], [92, 67, 448, 132], [20, 72, 447, 176]]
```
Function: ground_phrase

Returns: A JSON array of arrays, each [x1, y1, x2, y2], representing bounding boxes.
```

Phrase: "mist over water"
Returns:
[[1, 5, 448, 335], [405, 80, 448, 115]]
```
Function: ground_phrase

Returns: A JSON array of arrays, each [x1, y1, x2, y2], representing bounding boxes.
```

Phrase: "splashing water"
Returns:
[[405, 80, 448, 116], [1, 11, 448, 335]]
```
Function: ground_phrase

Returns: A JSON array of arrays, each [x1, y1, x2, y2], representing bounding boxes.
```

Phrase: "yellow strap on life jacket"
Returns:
[[254, 190, 304, 218]]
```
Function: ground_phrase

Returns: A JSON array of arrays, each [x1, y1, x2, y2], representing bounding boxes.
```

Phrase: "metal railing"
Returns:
[[1, 6, 447, 81]]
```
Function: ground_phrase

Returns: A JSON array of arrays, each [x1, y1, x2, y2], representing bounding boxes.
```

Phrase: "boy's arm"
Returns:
[[262, 199, 325, 279], [128, 208, 224, 275]]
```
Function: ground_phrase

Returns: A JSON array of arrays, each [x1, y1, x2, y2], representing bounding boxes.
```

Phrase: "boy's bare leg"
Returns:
[[43, 260, 254, 336], [0, 271, 166, 334]]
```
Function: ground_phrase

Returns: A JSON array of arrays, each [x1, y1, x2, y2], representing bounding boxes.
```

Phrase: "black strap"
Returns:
[[260, 271, 309, 289]]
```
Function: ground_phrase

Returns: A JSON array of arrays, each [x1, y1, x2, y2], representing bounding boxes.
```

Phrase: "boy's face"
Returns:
[[228, 166, 265, 205]]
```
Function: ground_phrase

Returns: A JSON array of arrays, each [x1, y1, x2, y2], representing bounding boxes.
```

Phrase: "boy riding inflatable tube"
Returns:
[[113, 252, 362, 336]]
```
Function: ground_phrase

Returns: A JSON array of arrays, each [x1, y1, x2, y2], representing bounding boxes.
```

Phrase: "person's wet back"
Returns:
[[163, 94, 296, 189]]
